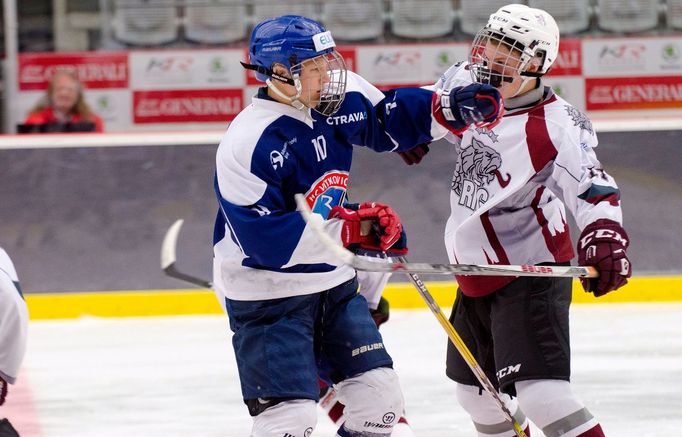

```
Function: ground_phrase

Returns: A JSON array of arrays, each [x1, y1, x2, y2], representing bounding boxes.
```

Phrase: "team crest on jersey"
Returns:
[[564, 105, 594, 135], [452, 138, 511, 211], [305, 171, 349, 218]]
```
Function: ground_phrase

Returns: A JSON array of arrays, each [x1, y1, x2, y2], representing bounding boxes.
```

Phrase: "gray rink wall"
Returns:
[[1, 131, 680, 293]]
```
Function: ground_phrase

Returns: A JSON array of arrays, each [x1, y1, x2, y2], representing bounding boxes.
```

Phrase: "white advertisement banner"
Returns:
[[543, 76, 586, 111], [356, 43, 469, 86], [583, 37, 682, 78], [129, 49, 245, 90]]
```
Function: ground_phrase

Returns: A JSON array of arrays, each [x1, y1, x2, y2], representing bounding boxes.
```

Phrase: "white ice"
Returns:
[[3, 303, 681, 436]]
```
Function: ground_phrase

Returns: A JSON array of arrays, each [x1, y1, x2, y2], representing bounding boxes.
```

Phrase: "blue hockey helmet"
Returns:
[[247, 15, 335, 82], [242, 15, 347, 116]]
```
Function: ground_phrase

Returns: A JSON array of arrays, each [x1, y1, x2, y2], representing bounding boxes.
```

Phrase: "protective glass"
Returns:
[[291, 50, 347, 116], [468, 29, 534, 88]]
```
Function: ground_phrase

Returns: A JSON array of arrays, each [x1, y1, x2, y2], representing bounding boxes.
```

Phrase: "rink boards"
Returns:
[[1, 130, 680, 314], [24, 275, 682, 320]]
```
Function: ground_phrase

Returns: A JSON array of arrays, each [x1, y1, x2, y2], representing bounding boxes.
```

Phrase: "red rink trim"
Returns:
[[525, 104, 559, 172]]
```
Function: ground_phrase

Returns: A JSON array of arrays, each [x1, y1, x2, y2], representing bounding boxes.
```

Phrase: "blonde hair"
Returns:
[[28, 70, 97, 120]]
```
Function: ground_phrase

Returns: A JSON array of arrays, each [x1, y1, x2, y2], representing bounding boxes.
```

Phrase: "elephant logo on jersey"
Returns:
[[452, 138, 510, 211], [564, 105, 594, 135]]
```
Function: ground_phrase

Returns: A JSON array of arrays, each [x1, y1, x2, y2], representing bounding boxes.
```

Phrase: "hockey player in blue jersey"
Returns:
[[212, 15, 503, 436]]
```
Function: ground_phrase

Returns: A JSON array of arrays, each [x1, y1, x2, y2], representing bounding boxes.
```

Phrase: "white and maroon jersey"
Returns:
[[0, 248, 28, 384], [433, 63, 624, 296]]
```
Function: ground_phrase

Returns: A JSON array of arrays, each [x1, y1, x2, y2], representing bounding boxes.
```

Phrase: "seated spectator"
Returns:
[[22, 71, 104, 133]]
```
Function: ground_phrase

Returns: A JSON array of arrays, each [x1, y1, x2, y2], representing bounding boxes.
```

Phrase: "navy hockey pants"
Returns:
[[224, 277, 394, 403]]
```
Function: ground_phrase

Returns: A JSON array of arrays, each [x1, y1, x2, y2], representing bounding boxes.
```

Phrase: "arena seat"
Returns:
[[184, 0, 247, 44], [390, 0, 455, 39], [597, 0, 660, 33], [112, 0, 178, 46], [321, 0, 385, 42], [528, 0, 592, 34], [459, 0, 523, 36]]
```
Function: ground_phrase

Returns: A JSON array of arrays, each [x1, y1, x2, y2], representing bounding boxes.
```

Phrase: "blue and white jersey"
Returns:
[[214, 71, 448, 301]]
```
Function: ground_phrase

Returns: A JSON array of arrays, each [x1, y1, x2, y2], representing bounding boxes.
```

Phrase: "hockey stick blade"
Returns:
[[161, 219, 212, 289], [293, 194, 597, 278]]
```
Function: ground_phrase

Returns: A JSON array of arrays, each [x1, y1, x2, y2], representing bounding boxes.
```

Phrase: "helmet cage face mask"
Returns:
[[468, 29, 541, 88], [289, 50, 347, 116]]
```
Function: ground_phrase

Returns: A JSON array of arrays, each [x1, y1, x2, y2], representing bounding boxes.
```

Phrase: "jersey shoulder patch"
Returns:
[[562, 104, 594, 135]]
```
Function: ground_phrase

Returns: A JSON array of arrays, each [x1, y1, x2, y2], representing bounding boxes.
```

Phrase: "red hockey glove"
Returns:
[[329, 202, 408, 255], [397, 143, 430, 165], [433, 83, 503, 135], [0, 377, 7, 406], [577, 219, 632, 297]]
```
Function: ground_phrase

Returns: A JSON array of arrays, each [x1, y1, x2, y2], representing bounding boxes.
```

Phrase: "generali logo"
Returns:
[[18, 53, 129, 90], [586, 76, 682, 110], [133, 89, 243, 123]]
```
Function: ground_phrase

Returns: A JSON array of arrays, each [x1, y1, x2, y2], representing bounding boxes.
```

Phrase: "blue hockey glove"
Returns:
[[433, 83, 503, 134]]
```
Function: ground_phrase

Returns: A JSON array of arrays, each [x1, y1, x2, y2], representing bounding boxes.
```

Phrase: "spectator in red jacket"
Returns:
[[23, 70, 104, 133]]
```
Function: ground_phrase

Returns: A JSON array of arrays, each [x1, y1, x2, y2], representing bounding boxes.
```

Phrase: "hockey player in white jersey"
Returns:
[[212, 14, 503, 437], [0, 248, 28, 437], [424, 4, 632, 437]]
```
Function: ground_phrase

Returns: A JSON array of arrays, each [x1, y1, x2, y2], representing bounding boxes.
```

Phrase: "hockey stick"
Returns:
[[397, 256, 527, 437], [293, 194, 597, 279], [161, 219, 212, 288]]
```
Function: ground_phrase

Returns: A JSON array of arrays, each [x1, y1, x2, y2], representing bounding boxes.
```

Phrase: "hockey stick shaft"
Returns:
[[161, 219, 212, 289], [293, 194, 597, 279], [397, 256, 527, 437]]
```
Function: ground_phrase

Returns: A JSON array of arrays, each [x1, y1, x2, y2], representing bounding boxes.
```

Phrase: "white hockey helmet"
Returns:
[[469, 4, 560, 87]]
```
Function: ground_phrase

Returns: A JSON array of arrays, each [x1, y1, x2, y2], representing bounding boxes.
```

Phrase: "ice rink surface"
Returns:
[[4, 303, 682, 437]]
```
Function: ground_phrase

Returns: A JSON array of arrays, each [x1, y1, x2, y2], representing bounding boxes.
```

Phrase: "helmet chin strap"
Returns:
[[510, 65, 543, 98], [509, 77, 534, 98], [266, 77, 307, 112]]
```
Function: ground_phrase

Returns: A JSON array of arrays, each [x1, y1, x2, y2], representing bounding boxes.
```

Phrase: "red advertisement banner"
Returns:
[[586, 76, 682, 110], [548, 38, 582, 77], [133, 89, 243, 123], [18, 52, 129, 90]]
